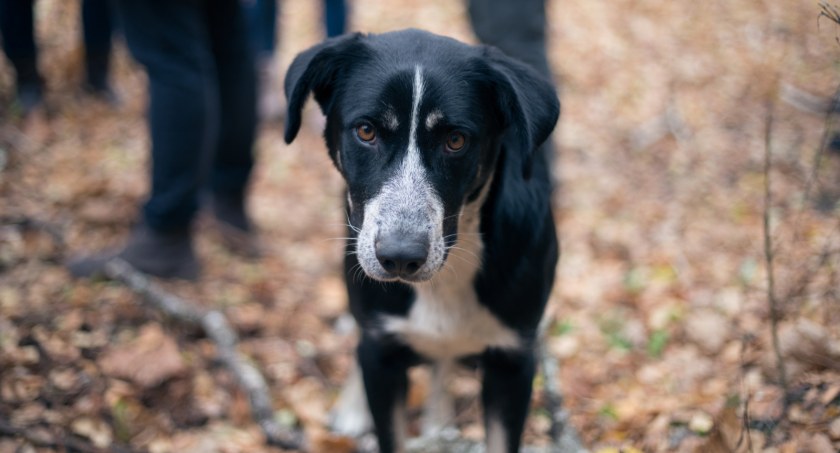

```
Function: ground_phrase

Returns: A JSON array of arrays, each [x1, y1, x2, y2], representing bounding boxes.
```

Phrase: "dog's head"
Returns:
[[285, 29, 559, 283]]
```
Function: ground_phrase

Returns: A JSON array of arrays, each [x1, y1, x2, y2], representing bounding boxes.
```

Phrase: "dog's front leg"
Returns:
[[481, 348, 537, 453], [357, 334, 412, 453]]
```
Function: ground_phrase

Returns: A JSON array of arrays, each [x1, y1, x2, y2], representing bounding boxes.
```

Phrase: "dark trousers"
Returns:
[[468, 0, 557, 168], [114, 0, 257, 232], [468, 0, 552, 81], [243, 0, 346, 59], [0, 0, 38, 87], [0, 0, 112, 89], [81, 0, 112, 89], [244, 0, 277, 59], [323, 0, 347, 38]]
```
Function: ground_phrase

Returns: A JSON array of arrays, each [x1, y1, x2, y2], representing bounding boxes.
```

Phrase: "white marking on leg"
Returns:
[[329, 363, 373, 436], [486, 416, 508, 453], [393, 399, 408, 453], [422, 361, 455, 436]]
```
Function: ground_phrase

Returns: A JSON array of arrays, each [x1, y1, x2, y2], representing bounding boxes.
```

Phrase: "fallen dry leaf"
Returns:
[[100, 323, 186, 388], [71, 416, 113, 449], [307, 425, 357, 453]]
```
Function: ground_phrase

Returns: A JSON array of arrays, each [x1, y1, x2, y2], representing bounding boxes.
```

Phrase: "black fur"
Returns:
[[285, 29, 559, 453]]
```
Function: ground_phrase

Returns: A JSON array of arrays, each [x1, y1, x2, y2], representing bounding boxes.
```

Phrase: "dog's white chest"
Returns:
[[382, 210, 520, 360]]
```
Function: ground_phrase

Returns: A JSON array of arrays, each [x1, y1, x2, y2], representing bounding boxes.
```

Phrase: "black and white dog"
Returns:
[[284, 29, 559, 453]]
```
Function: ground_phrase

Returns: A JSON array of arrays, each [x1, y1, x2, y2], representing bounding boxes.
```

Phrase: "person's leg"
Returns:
[[245, 0, 282, 121], [205, 0, 261, 256], [0, 0, 43, 112], [81, 0, 114, 96], [467, 0, 551, 80], [69, 0, 218, 279], [323, 0, 346, 38], [244, 0, 277, 59], [118, 0, 218, 234], [468, 0, 558, 172]]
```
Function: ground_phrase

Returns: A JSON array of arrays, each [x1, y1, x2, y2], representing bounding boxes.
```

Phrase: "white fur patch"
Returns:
[[425, 109, 444, 130], [383, 106, 400, 131], [329, 363, 373, 436], [382, 178, 520, 360], [486, 416, 508, 453], [393, 400, 408, 453], [422, 361, 456, 436]]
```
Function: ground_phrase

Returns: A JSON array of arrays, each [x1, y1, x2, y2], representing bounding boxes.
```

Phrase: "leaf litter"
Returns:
[[2, 0, 840, 451]]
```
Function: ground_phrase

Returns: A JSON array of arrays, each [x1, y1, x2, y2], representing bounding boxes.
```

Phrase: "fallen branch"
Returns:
[[779, 82, 836, 115], [102, 258, 304, 451]]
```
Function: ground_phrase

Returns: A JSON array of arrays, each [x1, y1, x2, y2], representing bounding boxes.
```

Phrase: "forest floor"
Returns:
[[2, 0, 840, 452]]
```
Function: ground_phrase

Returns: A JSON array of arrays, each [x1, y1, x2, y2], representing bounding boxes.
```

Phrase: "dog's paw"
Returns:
[[329, 409, 373, 437], [329, 363, 373, 436]]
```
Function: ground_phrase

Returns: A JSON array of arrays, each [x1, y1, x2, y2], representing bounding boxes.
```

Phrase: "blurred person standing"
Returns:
[[0, 0, 116, 115], [323, 0, 348, 38], [467, 0, 551, 81], [243, 0, 347, 120], [468, 0, 557, 169], [68, 0, 259, 280]]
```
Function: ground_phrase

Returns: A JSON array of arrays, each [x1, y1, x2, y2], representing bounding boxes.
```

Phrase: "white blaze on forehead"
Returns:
[[409, 65, 425, 157], [397, 64, 429, 201], [353, 64, 447, 282]]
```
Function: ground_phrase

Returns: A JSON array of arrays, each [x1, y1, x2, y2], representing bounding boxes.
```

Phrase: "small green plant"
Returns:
[[646, 329, 669, 358]]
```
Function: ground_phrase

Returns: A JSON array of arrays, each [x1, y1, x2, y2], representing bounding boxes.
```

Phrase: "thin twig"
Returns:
[[762, 101, 789, 400], [103, 258, 304, 450], [539, 344, 586, 452]]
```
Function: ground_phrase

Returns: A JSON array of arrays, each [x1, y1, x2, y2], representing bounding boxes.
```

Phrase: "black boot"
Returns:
[[67, 224, 200, 280], [12, 57, 43, 116], [211, 192, 262, 258], [83, 52, 120, 106]]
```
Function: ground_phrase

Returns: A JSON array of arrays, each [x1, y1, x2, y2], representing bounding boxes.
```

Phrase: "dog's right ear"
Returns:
[[284, 33, 369, 144]]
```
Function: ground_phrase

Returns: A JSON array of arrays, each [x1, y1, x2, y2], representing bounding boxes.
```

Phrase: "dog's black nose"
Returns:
[[375, 234, 429, 278]]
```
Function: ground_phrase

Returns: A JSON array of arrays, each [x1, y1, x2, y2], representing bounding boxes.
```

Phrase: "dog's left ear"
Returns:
[[284, 33, 370, 144], [477, 47, 560, 178]]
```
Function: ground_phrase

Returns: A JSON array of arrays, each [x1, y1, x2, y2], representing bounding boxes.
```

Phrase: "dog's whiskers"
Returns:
[[445, 245, 481, 265], [349, 263, 367, 284], [326, 237, 359, 242]]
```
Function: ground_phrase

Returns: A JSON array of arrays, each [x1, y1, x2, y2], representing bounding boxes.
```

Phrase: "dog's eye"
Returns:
[[355, 123, 377, 143], [445, 132, 466, 153]]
